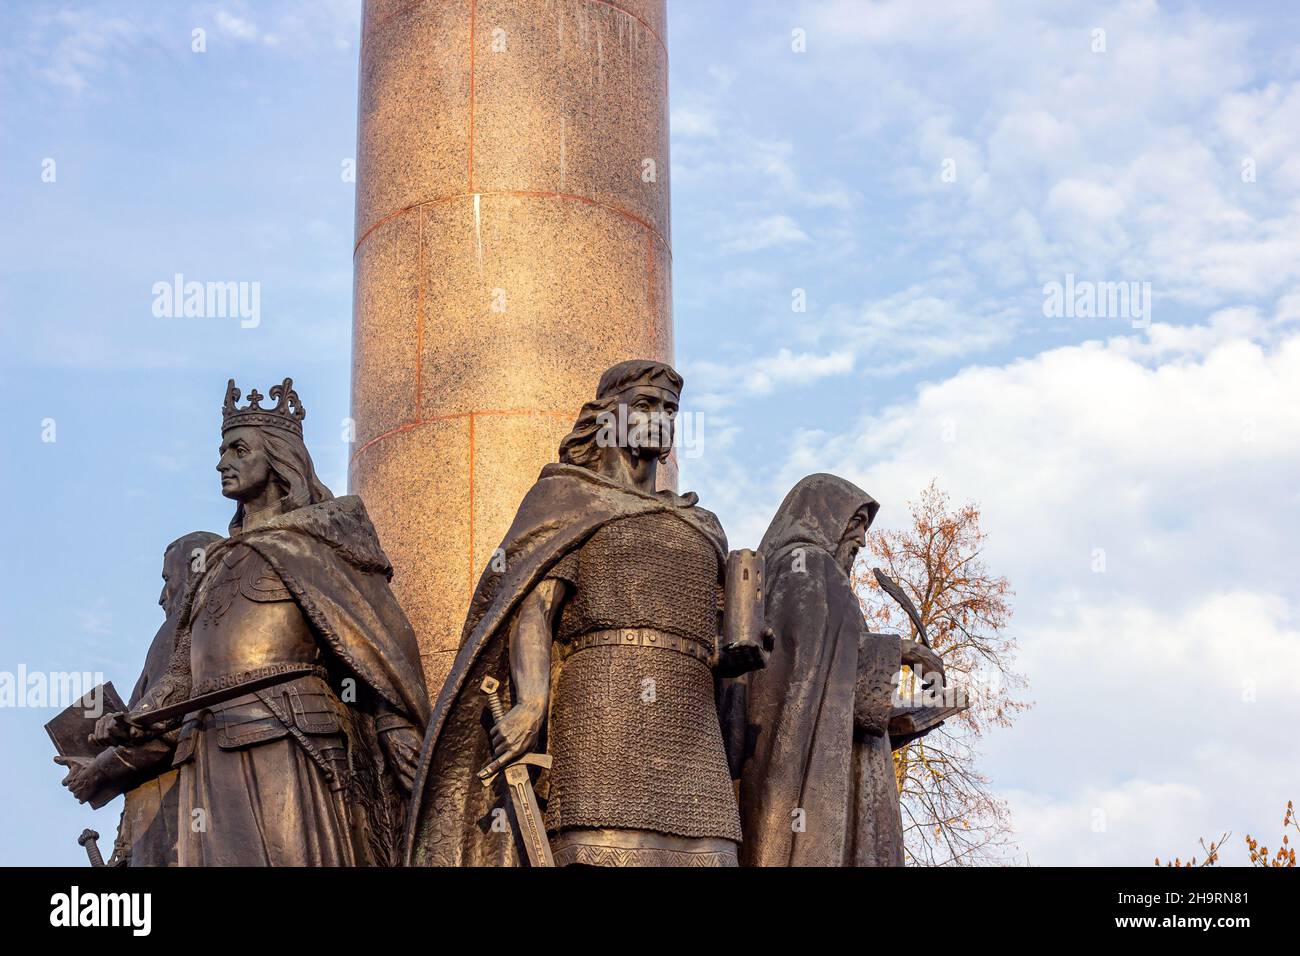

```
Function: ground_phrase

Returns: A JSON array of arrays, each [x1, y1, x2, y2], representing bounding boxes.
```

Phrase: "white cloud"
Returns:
[[670, 65, 857, 212], [722, 213, 812, 252], [30, 10, 143, 95], [779, 0, 1300, 328], [75, 609, 112, 637], [997, 587, 1300, 865], [16, 0, 364, 95], [1005, 780, 1211, 867], [671, 106, 718, 139], [214, 11, 261, 42], [833, 283, 1021, 371], [693, 312, 1300, 863], [691, 347, 854, 409]]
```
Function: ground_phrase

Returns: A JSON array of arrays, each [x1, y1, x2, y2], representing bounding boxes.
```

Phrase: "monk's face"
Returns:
[[836, 511, 869, 572], [216, 426, 274, 502], [622, 386, 678, 459]]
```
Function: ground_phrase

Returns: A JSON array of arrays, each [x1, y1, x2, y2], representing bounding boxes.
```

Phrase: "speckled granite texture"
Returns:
[[349, 0, 673, 694]]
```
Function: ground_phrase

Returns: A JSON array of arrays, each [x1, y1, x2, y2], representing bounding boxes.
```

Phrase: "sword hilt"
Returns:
[[480, 676, 507, 724], [78, 828, 105, 867]]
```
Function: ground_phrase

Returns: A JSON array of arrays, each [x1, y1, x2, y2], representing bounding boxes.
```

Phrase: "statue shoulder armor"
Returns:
[[239, 552, 293, 603]]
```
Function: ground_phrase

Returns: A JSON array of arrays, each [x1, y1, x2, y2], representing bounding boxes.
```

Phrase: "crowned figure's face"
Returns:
[[216, 425, 275, 502], [621, 385, 678, 459]]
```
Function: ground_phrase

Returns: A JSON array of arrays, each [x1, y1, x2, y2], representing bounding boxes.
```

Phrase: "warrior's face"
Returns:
[[621, 386, 678, 459], [835, 510, 869, 573], [217, 426, 275, 502]]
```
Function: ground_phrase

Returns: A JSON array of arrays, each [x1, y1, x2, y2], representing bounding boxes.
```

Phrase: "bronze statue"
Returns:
[[731, 473, 946, 866], [407, 360, 767, 866], [93, 378, 429, 866], [56, 530, 220, 866]]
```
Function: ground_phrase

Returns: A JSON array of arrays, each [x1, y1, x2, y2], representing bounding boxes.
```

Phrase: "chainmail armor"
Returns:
[[549, 511, 723, 651], [545, 645, 742, 840], [542, 512, 739, 841]]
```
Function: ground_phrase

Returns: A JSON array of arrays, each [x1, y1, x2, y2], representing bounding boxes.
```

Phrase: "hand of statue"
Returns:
[[900, 639, 945, 689], [479, 702, 546, 780], [89, 711, 141, 748], [54, 755, 102, 803], [715, 627, 774, 678], [379, 724, 422, 793]]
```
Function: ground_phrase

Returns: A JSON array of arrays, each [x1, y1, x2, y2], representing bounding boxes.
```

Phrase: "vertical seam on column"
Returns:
[[467, 412, 476, 600], [415, 210, 426, 409], [645, 227, 656, 346], [467, 0, 477, 192]]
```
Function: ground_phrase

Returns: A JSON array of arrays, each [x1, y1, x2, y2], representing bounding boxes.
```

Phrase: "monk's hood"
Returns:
[[758, 473, 879, 561]]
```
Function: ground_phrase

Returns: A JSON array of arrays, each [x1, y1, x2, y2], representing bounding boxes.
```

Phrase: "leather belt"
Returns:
[[561, 627, 714, 665]]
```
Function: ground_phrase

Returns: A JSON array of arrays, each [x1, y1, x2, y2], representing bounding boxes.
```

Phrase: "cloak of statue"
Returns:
[[144, 495, 431, 866], [405, 462, 727, 866], [100, 531, 221, 866], [114, 622, 183, 865], [734, 473, 907, 867], [86, 606, 184, 866]]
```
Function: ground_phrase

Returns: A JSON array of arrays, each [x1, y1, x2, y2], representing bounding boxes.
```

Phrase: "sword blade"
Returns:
[[504, 763, 555, 867], [126, 665, 319, 726]]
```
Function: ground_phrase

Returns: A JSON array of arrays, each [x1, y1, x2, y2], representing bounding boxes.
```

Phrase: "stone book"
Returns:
[[888, 702, 969, 750], [44, 682, 125, 761]]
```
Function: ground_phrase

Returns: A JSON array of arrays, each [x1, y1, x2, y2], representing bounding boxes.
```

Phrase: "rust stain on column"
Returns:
[[349, 0, 673, 695]]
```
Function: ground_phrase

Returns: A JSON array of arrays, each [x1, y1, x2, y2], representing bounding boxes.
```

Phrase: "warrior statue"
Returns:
[[93, 378, 429, 866], [56, 530, 220, 866], [407, 360, 767, 866], [731, 474, 945, 866]]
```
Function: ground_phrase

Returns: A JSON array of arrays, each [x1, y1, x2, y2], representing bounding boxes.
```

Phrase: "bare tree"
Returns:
[[853, 481, 1030, 865]]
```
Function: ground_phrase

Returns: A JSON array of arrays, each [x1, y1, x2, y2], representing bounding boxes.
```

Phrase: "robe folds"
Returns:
[[405, 462, 727, 866], [733, 473, 907, 867], [146, 495, 430, 866], [102, 613, 185, 866]]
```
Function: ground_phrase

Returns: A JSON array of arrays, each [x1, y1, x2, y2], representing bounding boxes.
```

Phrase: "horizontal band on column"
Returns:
[[354, 189, 672, 257], [349, 408, 574, 465], [365, 0, 668, 59]]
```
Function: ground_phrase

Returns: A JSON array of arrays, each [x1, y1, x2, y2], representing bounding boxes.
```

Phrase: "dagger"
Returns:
[[78, 828, 105, 867]]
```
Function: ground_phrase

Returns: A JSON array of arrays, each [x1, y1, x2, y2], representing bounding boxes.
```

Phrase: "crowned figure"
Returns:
[[94, 378, 429, 866]]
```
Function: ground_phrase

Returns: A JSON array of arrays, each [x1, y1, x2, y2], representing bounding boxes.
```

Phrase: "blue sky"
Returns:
[[3, 0, 1299, 865]]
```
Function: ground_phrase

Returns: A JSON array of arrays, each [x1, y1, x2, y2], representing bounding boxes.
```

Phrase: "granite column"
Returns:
[[349, 0, 673, 693]]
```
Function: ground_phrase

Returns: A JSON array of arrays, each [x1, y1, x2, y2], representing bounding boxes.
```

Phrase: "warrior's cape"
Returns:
[[150, 495, 430, 865], [405, 462, 726, 866]]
